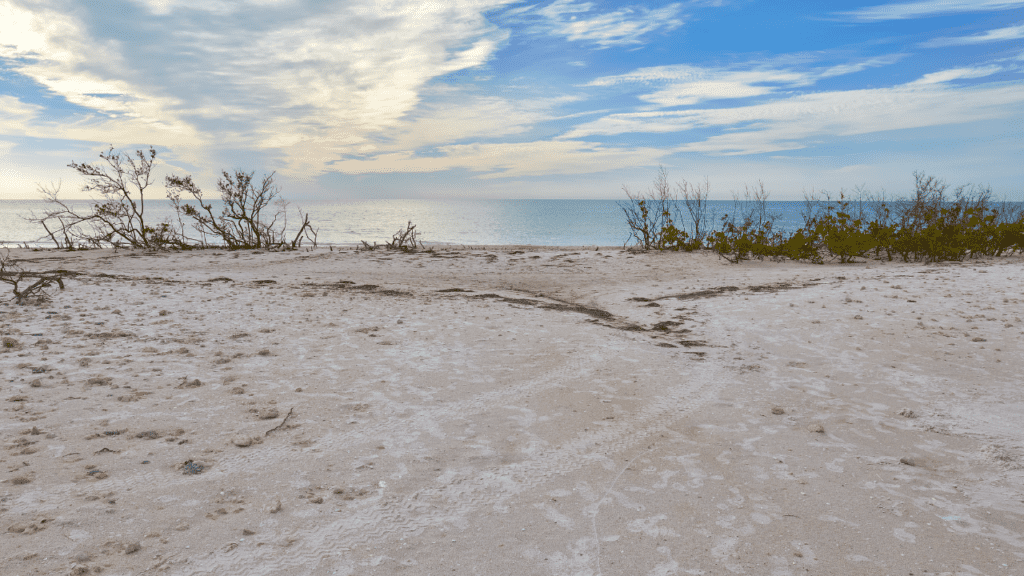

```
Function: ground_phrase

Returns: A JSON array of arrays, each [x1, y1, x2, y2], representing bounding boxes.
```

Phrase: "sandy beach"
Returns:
[[1, 246, 1023, 575]]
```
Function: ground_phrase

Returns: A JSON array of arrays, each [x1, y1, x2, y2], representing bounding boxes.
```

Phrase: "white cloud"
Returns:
[[270, 93, 582, 178], [562, 71, 1024, 156], [839, 0, 1024, 21], [818, 54, 908, 78], [0, 1, 206, 154], [640, 81, 775, 106], [921, 23, 1024, 47], [129, 0, 304, 16], [588, 57, 906, 90], [391, 94, 582, 148], [0, 0, 517, 175], [587, 64, 710, 86], [0, 95, 42, 131], [532, 0, 685, 48], [587, 64, 831, 106], [0, 4, 134, 115], [907, 64, 1002, 84], [580, 56, 940, 112], [330, 139, 668, 178]]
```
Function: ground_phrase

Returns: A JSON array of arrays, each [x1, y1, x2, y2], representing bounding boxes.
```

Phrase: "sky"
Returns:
[[0, 0, 1023, 201]]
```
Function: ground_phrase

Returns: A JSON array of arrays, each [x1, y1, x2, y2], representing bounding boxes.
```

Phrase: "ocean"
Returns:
[[2, 198, 1020, 248]]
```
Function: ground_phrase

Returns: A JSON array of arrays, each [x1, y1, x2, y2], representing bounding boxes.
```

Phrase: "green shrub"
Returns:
[[619, 167, 715, 251], [621, 169, 1023, 264]]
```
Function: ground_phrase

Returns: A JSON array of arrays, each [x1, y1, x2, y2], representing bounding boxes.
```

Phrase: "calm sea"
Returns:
[[2, 198, 1020, 248]]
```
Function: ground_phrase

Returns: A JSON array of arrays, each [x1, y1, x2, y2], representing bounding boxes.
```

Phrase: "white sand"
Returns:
[[1, 246, 1022, 575]]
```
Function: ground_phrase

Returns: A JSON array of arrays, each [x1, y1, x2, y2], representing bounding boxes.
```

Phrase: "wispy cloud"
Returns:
[[907, 64, 1003, 84], [584, 57, 904, 106], [0, 2, 181, 125], [386, 94, 582, 149], [330, 139, 668, 178], [526, 0, 685, 48], [0, 0, 516, 171], [562, 67, 1020, 155], [818, 54, 908, 77], [329, 63, 1015, 173], [586, 65, 813, 105], [275, 93, 582, 176], [921, 23, 1024, 47], [0, 95, 42, 130], [838, 0, 1024, 21]]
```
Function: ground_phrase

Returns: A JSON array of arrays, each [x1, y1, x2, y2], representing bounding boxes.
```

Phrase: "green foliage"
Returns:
[[805, 195, 878, 263], [621, 169, 1024, 264], [661, 223, 702, 252], [780, 229, 822, 264], [619, 166, 713, 251]]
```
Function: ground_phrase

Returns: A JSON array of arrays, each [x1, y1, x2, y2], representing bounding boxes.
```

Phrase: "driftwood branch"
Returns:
[[385, 220, 423, 251], [0, 250, 74, 303], [265, 407, 294, 436]]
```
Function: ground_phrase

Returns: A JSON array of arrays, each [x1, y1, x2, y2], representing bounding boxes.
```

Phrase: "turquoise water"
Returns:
[[2, 198, 1020, 248]]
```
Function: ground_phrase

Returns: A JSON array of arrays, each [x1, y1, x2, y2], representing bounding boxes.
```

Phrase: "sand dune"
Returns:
[[2, 246, 1023, 575]]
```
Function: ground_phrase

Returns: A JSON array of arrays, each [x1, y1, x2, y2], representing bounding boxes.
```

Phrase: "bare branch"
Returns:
[[265, 407, 294, 436], [0, 249, 72, 304], [167, 170, 316, 250], [384, 221, 423, 251]]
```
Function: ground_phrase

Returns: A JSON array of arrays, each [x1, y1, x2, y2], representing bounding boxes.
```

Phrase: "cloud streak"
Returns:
[[921, 23, 1024, 47], [838, 0, 1024, 21], [329, 139, 669, 179], [587, 65, 813, 106], [583, 57, 905, 106], [535, 0, 685, 47], [562, 66, 1021, 156]]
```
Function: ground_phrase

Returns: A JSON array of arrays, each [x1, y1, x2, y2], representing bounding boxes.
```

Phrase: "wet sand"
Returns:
[[1, 246, 1023, 575]]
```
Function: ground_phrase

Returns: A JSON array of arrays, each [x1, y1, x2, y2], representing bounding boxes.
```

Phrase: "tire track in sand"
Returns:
[[178, 352, 726, 576], [79, 352, 589, 502]]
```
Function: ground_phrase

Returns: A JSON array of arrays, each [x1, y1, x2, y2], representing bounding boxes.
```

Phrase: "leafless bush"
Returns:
[[731, 181, 782, 236], [25, 147, 182, 249], [28, 147, 318, 251], [165, 170, 317, 250], [679, 176, 714, 247], [619, 166, 678, 250], [25, 181, 85, 249]]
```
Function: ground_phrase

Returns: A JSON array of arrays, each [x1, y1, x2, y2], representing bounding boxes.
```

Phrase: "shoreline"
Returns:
[[2, 247, 1023, 575]]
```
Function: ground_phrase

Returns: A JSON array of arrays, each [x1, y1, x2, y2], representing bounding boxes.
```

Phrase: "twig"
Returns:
[[265, 407, 294, 436]]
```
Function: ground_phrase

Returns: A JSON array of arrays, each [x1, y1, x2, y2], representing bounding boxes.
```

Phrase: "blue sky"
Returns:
[[1, 0, 1022, 200]]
